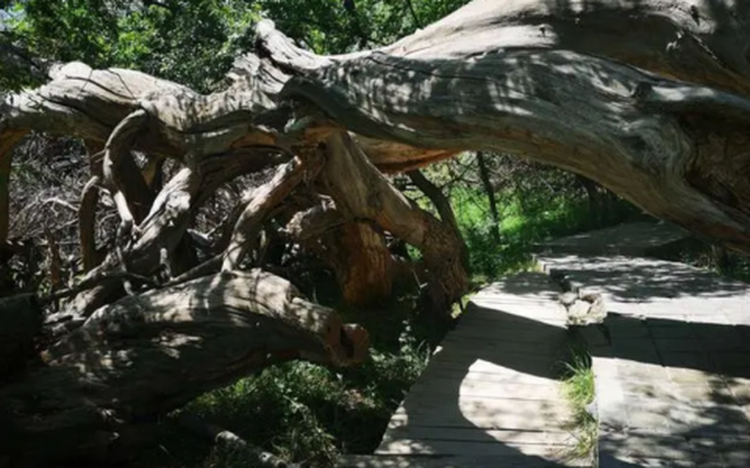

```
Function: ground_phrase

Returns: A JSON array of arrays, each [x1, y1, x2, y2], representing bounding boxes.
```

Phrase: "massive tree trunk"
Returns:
[[4, 1, 750, 251], [3, 0, 750, 465]]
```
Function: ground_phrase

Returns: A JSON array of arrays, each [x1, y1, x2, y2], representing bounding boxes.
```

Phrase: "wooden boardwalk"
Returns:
[[537, 254, 750, 467], [535, 222, 750, 467], [340, 221, 750, 467], [341, 273, 588, 467]]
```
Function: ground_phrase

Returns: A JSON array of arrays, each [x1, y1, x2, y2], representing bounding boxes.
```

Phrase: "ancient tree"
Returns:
[[2, 0, 750, 465]]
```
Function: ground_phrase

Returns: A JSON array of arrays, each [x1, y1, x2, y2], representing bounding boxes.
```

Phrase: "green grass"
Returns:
[[449, 187, 644, 280], [561, 342, 597, 461]]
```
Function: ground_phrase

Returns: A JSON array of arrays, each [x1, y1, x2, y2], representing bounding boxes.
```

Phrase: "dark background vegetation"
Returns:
[[2, 1, 748, 466]]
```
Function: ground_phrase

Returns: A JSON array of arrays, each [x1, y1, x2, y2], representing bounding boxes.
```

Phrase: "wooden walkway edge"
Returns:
[[340, 273, 589, 468], [339, 221, 750, 467]]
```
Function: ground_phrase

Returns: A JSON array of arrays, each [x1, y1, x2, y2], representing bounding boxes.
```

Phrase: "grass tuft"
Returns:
[[561, 343, 597, 461]]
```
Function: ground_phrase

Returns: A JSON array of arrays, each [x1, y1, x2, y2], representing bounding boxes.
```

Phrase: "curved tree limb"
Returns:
[[255, 15, 750, 252], [78, 175, 103, 272], [322, 131, 469, 313], [222, 153, 324, 272], [2, 269, 368, 467], [103, 109, 148, 241]]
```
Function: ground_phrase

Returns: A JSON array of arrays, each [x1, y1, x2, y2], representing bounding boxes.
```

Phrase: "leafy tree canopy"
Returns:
[[1, 0, 469, 92]]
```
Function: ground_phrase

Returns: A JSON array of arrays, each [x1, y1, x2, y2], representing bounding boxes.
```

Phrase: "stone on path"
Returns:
[[536, 222, 750, 467]]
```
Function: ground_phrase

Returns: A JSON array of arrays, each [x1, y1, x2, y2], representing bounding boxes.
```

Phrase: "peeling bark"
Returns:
[[322, 131, 469, 313]]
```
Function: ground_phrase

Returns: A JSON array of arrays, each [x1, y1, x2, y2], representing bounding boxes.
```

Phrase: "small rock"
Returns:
[[569, 300, 592, 319]]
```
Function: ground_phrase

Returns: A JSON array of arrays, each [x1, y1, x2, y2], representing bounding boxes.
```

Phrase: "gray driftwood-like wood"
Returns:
[[3, 1, 750, 465], [0, 270, 368, 467], [3, 0, 750, 252]]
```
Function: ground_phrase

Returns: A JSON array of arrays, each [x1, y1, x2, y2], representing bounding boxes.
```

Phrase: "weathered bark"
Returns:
[[281, 196, 396, 306], [62, 148, 287, 318], [222, 154, 322, 271], [0, 270, 368, 467], [64, 164, 202, 317], [284, 198, 346, 242], [5, 3, 750, 461], [252, 3, 750, 253], [0, 129, 27, 245], [103, 110, 150, 237], [78, 175, 103, 272], [5, 2, 750, 250], [320, 221, 395, 306], [322, 131, 469, 314]]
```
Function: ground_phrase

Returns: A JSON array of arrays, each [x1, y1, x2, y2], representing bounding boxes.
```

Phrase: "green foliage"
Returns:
[[451, 184, 641, 280], [3, 0, 261, 92], [259, 0, 469, 54], [2, 0, 471, 92]]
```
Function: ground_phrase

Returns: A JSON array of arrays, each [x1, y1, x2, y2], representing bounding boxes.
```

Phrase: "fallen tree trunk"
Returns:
[[5, 7, 750, 251], [4, 1, 750, 463], [0, 270, 368, 467], [251, 3, 750, 253]]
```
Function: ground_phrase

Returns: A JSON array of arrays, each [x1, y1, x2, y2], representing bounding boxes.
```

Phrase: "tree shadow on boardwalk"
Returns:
[[372, 270, 750, 467], [374, 273, 588, 467], [587, 312, 750, 467], [541, 254, 750, 302]]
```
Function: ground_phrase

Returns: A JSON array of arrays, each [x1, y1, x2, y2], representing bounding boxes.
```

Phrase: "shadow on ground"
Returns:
[[363, 265, 750, 467]]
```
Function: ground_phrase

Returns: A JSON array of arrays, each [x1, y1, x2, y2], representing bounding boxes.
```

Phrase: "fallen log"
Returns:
[[0, 269, 368, 467]]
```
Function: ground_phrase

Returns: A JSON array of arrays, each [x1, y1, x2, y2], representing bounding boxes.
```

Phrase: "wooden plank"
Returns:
[[444, 325, 567, 341], [387, 402, 572, 430], [382, 426, 573, 445], [338, 454, 592, 468], [439, 336, 568, 357], [407, 379, 563, 400], [419, 361, 556, 385], [462, 306, 567, 323], [376, 438, 574, 457], [393, 395, 571, 415], [426, 355, 564, 378]]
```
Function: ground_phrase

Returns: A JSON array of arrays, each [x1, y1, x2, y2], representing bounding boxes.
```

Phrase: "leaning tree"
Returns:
[[2, 0, 750, 465]]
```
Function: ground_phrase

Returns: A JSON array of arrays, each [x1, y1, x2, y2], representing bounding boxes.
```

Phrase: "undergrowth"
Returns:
[[140, 295, 442, 468], [450, 187, 644, 282]]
